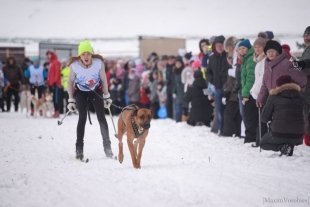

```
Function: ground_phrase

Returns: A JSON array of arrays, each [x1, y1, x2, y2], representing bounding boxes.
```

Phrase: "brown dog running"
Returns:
[[117, 105, 152, 169]]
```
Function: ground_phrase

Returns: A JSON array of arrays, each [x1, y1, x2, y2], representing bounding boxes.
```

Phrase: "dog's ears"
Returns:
[[133, 109, 138, 116]]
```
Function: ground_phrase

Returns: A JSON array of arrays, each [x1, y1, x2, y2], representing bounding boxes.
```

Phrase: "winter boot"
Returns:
[[304, 134, 310, 146], [75, 145, 84, 160], [280, 144, 294, 156], [104, 147, 113, 158], [52, 110, 60, 118]]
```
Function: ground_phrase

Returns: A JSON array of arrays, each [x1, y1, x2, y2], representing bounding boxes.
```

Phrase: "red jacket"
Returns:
[[47, 52, 61, 87], [140, 87, 150, 105]]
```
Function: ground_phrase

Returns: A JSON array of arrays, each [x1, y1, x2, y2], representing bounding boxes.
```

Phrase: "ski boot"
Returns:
[[280, 144, 294, 156], [76, 146, 84, 160], [104, 148, 113, 158]]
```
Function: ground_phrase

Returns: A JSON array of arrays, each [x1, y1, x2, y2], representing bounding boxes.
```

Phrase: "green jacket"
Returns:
[[241, 47, 256, 97], [61, 66, 70, 91]]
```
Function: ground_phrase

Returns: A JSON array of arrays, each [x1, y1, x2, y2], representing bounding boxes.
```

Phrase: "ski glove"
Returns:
[[104, 98, 112, 108], [67, 98, 77, 112], [102, 93, 112, 109], [292, 60, 306, 71]]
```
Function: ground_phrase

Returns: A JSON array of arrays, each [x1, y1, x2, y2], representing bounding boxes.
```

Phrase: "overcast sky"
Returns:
[[0, 0, 309, 38]]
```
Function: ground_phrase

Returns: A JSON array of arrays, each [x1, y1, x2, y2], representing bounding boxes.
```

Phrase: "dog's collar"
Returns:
[[131, 113, 145, 138]]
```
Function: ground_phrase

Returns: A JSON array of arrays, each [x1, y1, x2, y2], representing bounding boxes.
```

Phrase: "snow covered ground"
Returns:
[[1, 112, 310, 207]]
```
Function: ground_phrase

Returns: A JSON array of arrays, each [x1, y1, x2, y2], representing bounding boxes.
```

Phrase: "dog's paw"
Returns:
[[118, 154, 124, 163], [134, 164, 141, 169]]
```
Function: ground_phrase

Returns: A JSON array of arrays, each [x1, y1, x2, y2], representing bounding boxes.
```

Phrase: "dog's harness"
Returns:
[[121, 104, 145, 138]]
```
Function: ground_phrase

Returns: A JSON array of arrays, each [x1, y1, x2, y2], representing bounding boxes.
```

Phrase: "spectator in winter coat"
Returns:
[[149, 70, 160, 119], [3, 57, 24, 112], [115, 59, 125, 80], [157, 81, 167, 106], [239, 39, 257, 143], [109, 72, 123, 115], [198, 38, 211, 79], [250, 38, 267, 100], [156, 81, 167, 118], [260, 75, 304, 156], [249, 37, 267, 146], [257, 40, 307, 107], [181, 64, 194, 93], [61, 64, 70, 113], [224, 36, 238, 61], [235, 40, 245, 121], [295, 26, 310, 146], [127, 68, 140, 105], [207, 35, 230, 134], [0, 62, 5, 112], [139, 70, 151, 109], [173, 57, 185, 122], [221, 37, 243, 137], [46, 51, 62, 118], [184, 70, 213, 126], [166, 55, 176, 119], [222, 59, 241, 137], [24, 58, 48, 115]]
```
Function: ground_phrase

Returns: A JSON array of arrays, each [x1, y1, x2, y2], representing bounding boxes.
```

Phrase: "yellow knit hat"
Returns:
[[78, 40, 93, 56]]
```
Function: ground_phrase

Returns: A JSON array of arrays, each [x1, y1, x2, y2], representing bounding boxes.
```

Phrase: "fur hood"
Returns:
[[269, 83, 301, 96]]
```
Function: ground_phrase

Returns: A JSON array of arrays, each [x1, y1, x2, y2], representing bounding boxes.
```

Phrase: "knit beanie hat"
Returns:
[[265, 31, 274, 40], [213, 35, 225, 44], [257, 32, 267, 39], [78, 40, 93, 56], [304, 26, 310, 36], [191, 60, 201, 69], [264, 40, 282, 54], [175, 56, 184, 65], [276, 75, 294, 87], [282, 44, 291, 58], [238, 39, 252, 49], [253, 37, 267, 48], [194, 70, 203, 79], [184, 51, 192, 60]]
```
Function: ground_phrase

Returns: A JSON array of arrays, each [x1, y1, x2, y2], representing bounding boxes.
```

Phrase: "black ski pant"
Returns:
[[6, 87, 20, 111], [222, 101, 241, 137], [75, 89, 111, 152], [243, 96, 258, 143], [260, 132, 302, 152], [260, 132, 282, 152]]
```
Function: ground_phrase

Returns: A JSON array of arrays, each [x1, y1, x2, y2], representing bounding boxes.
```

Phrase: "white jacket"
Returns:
[[250, 55, 266, 100]]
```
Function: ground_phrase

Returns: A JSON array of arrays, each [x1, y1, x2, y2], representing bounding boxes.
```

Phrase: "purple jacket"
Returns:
[[257, 53, 307, 104]]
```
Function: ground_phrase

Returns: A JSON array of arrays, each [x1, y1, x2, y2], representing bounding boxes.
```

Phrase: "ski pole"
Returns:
[[258, 107, 262, 152], [107, 106, 118, 138], [57, 111, 71, 126]]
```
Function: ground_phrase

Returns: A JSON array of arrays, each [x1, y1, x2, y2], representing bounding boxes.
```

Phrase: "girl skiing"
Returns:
[[67, 40, 113, 160]]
